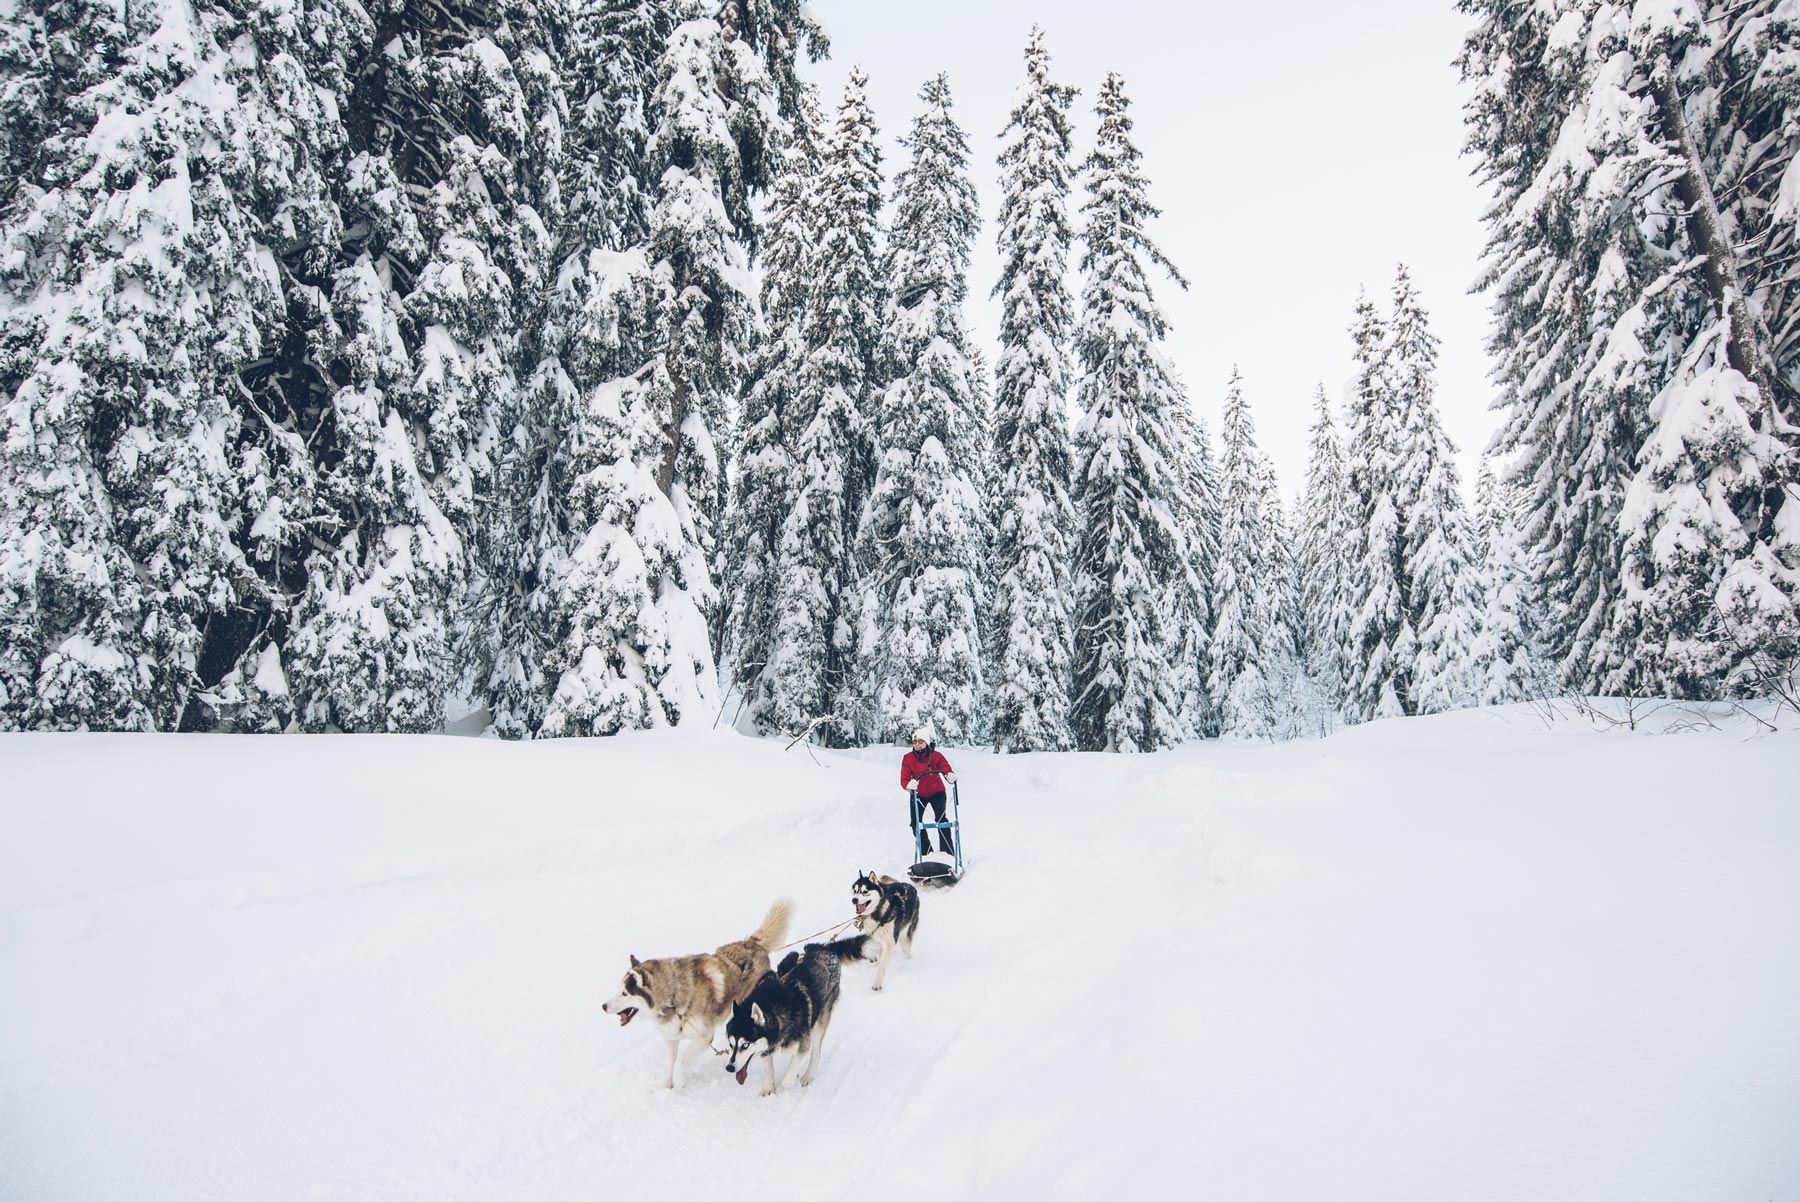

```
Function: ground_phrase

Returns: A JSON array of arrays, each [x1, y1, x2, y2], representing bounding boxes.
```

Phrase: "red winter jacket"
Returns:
[[901, 747, 954, 799]]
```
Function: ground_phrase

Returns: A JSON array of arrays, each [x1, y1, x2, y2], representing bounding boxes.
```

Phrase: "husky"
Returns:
[[601, 898, 792, 1089], [848, 870, 920, 991], [724, 942, 842, 1096]]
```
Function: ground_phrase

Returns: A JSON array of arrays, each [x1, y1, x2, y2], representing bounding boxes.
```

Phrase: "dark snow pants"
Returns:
[[911, 790, 955, 855]]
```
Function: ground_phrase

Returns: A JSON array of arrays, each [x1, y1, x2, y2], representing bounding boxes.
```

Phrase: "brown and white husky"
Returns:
[[601, 898, 792, 1089]]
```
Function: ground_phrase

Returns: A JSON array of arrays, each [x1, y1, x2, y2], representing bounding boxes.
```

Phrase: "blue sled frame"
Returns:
[[908, 781, 964, 888]]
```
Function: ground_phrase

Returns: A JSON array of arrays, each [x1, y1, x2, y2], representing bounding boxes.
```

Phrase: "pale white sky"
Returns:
[[807, 0, 1495, 497]]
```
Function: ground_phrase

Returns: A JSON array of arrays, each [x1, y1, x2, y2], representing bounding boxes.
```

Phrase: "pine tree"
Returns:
[[723, 85, 821, 729], [967, 341, 998, 745], [1611, 2, 1799, 696], [765, 67, 885, 743], [989, 27, 1079, 754], [855, 74, 986, 745], [470, 0, 821, 738], [291, 0, 570, 731], [1170, 405, 1221, 738], [1206, 371, 1285, 738], [1340, 293, 1411, 721], [0, 0, 202, 729], [465, 0, 685, 739], [534, 362, 717, 736], [1263, 487, 1308, 739], [0, 0, 371, 730], [566, 0, 677, 255], [467, 0, 829, 741], [1296, 384, 1352, 728], [1462, 1, 1798, 700], [1471, 461, 1542, 705], [1388, 268, 1482, 713], [1459, 0, 1693, 698], [1068, 74, 1192, 753], [641, 6, 791, 661], [516, 219, 715, 739]]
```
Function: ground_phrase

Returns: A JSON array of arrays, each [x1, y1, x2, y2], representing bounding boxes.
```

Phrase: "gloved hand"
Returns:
[[943, 773, 956, 785]]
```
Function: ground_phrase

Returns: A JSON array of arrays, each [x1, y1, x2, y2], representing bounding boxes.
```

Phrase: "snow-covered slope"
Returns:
[[3, 706, 1797, 1202]]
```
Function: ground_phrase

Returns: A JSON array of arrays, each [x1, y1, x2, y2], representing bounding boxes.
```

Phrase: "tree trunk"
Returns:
[[1647, 64, 1775, 409], [657, 370, 686, 501]]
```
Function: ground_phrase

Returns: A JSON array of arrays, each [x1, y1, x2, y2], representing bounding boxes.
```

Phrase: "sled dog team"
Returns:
[[601, 871, 923, 1095]]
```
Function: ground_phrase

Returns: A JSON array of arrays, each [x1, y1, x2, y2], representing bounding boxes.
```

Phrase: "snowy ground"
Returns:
[[3, 704, 1798, 1202]]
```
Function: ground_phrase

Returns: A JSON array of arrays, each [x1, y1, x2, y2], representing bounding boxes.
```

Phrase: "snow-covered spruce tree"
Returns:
[[567, 0, 677, 256], [271, 0, 570, 733], [460, 0, 673, 739], [1068, 73, 1193, 753], [1206, 371, 1286, 739], [1263, 487, 1308, 739], [1471, 460, 1543, 705], [475, 0, 822, 739], [1711, 3, 1800, 415], [1295, 384, 1352, 730], [1339, 292, 1411, 722], [0, 0, 354, 730], [1462, 1, 1798, 700], [854, 73, 986, 746], [533, 362, 716, 737], [969, 342, 998, 512], [640, 2, 823, 665], [1611, 3, 1799, 697], [988, 25, 1079, 754], [765, 68, 885, 744], [1170, 405, 1221, 738], [723, 84, 822, 729], [571, 10, 745, 723], [511, 212, 685, 738], [1388, 268, 1482, 713], [1459, 0, 1689, 698], [967, 341, 998, 744]]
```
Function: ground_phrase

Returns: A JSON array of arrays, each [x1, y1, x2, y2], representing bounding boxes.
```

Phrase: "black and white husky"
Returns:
[[723, 943, 842, 1096], [849, 870, 920, 991]]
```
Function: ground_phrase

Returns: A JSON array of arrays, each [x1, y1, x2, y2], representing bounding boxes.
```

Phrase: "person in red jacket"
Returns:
[[901, 726, 956, 856]]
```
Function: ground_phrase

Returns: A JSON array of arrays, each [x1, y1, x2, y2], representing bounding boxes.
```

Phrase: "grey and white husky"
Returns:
[[849, 870, 920, 991], [724, 942, 843, 1096]]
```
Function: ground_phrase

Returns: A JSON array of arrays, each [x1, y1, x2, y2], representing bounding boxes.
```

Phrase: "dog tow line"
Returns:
[[668, 914, 858, 1066], [775, 915, 860, 952]]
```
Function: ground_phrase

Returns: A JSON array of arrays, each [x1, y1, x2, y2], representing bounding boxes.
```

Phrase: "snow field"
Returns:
[[2, 706, 1798, 1201]]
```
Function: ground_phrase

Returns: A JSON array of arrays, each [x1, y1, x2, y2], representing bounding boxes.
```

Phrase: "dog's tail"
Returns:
[[780, 933, 866, 976], [751, 897, 793, 951], [815, 934, 870, 963]]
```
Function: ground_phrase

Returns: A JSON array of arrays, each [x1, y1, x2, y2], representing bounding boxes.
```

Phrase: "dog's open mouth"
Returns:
[[616, 1006, 638, 1027], [853, 900, 869, 915], [734, 1065, 748, 1086]]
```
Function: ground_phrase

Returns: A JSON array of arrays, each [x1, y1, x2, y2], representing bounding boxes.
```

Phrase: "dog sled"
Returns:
[[907, 780, 964, 889]]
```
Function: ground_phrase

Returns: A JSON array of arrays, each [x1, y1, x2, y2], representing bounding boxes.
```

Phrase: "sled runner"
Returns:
[[908, 781, 964, 889]]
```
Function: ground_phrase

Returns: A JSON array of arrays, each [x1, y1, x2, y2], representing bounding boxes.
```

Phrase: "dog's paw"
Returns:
[[870, 983, 883, 992], [760, 1087, 777, 1098], [800, 1075, 814, 1087]]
